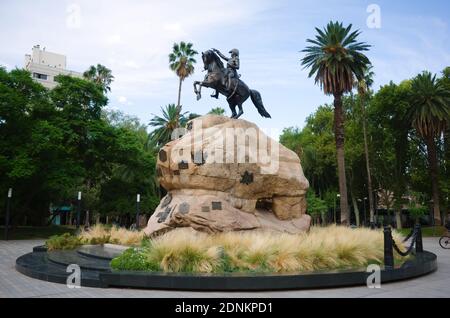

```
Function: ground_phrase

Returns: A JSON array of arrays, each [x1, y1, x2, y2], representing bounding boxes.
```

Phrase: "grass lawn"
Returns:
[[0, 225, 76, 240], [396, 226, 447, 237]]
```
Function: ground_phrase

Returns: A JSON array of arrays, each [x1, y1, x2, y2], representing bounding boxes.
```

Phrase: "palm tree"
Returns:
[[83, 64, 114, 93], [408, 71, 450, 225], [301, 21, 371, 225], [208, 107, 226, 116], [442, 68, 450, 223], [355, 65, 376, 227], [148, 104, 188, 147], [169, 42, 198, 116]]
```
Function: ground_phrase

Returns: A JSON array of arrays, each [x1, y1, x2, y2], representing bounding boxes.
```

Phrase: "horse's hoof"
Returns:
[[196, 94, 202, 101]]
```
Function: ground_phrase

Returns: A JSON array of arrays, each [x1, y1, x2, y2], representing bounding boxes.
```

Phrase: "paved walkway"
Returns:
[[0, 238, 449, 298]]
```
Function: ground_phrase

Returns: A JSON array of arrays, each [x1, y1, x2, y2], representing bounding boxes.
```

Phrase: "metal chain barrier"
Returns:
[[392, 227, 418, 257], [384, 224, 423, 268], [402, 228, 415, 243]]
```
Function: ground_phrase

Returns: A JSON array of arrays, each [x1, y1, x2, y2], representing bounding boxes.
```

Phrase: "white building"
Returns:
[[24, 45, 82, 89]]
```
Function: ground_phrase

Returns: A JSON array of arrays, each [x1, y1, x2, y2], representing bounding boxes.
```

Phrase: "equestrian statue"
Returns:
[[193, 48, 271, 119]]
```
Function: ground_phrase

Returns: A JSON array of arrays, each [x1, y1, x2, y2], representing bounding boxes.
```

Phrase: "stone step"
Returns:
[[16, 252, 104, 288], [48, 250, 111, 271], [77, 244, 128, 261]]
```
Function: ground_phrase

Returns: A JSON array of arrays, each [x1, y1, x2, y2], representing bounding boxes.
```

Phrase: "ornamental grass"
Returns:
[[110, 225, 408, 273]]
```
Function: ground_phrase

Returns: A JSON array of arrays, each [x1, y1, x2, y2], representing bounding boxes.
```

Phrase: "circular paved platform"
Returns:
[[15, 245, 438, 291]]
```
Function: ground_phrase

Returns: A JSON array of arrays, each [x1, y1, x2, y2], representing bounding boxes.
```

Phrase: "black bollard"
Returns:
[[383, 226, 394, 269], [415, 223, 423, 253]]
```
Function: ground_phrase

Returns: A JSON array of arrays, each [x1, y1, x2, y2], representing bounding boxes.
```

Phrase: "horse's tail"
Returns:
[[250, 90, 271, 118]]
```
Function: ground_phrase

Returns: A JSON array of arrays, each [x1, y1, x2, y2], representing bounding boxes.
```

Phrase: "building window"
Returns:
[[33, 73, 48, 80]]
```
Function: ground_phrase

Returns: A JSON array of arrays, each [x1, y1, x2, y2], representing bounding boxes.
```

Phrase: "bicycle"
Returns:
[[439, 224, 450, 249]]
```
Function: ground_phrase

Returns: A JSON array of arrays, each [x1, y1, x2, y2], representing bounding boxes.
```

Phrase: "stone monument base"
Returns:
[[144, 189, 311, 237], [144, 115, 312, 237]]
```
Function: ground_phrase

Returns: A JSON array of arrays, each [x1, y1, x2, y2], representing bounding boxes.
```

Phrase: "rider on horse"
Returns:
[[211, 48, 240, 98], [193, 48, 271, 119]]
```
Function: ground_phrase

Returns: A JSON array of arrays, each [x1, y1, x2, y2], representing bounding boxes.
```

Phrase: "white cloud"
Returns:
[[0, 61, 10, 69], [118, 96, 133, 106]]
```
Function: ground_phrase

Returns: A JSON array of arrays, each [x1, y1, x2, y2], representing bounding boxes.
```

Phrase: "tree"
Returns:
[[169, 42, 198, 116], [0, 68, 160, 227], [280, 105, 337, 196], [148, 104, 188, 147], [83, 64, 114, 93], [440, 67, 450, 223], [209, 107, 226, 116], [370, 81, 412, 229], [52, 75, 112, 222], [306, 190, 328, 225], [301, 21, 371, 225], [354, 65, 376, 226], [344, 95, 366, 226], [408, 71, 450, 225], [0, 69, 84, 224]]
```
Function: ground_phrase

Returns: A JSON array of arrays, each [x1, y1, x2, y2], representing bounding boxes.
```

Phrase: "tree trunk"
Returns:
[[395, 207, 402, 229], [360, 96, 375, 226], [334, 93, 350, 225], [176, 78, 183, 119], [321, 211, 327, 226], [444, 128, 450, 175], [351, 192, 360, 226], [85, 210, 90, 228], [444, 128, 450, 224], [426, 134, 441, 225]]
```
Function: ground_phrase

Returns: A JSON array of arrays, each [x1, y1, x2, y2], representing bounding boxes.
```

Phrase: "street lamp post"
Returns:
[[363, 197, 367, 227], [374, 190, 379, 229], [4, 188, 12, 241], [336, 194, 340, 224], [429, 199, 435, 227], [136, 194, 140, 230], [76, 191, 81, 229]]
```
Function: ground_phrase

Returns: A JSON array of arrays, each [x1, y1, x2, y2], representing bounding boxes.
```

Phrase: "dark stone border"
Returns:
[[15, 252, 105, 288], [16, 247, 437, 291]]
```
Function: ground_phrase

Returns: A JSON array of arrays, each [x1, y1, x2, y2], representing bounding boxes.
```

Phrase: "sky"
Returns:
[[0, 0, 449, 136]]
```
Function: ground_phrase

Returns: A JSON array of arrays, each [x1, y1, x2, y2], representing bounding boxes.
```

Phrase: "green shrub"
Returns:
[[408, 205, 428, 222], [110, 248, 159, 271], [88, 235, 111, 245], [46, 233, 83, 251]]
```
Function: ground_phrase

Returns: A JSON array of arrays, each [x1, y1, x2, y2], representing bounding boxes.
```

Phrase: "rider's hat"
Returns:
[[229, 48, 239, 56]]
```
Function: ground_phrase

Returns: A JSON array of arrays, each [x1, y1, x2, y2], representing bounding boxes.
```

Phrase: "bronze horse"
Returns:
[[193, 50, 271, 119]]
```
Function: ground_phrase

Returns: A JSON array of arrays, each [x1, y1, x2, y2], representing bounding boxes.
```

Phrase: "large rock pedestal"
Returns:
[[144, 115, 311, 237]]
